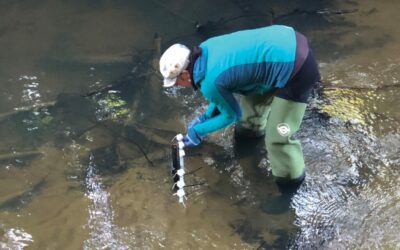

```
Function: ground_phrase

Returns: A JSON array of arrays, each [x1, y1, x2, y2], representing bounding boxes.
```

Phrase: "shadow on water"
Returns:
[[1, 0, 400, 249], [0, 179, 46, 211]]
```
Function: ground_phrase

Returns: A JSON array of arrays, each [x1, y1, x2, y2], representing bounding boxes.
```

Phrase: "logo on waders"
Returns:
[[277, 123, 290, 136]]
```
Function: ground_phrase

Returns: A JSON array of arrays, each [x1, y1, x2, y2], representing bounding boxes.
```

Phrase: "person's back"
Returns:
[[199, 25, 297, 95]]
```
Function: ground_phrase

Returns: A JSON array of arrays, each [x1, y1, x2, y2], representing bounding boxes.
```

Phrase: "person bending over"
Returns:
[[159, 25, 320, 191]]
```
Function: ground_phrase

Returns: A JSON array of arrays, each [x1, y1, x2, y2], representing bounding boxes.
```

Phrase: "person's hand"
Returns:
[[182, 127, 203, 148], [182, 134, 198, 147]]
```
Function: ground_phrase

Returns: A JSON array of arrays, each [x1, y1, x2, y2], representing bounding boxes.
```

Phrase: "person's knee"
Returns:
[[235, 122, 266, 138]]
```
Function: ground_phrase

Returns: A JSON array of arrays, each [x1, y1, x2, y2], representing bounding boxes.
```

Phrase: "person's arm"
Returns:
[[204, 102, 219, 118], [188, 102, 218, 128], [187, 83, 241, 143]]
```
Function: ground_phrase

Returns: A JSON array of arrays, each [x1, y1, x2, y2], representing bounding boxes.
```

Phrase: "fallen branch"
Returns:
[[188, 8, 359, 42], [321, 81, 400, 90], [0, 101, 56, 121], [133, 122, 178, 135], [273, 8, 358, 22], [0, 178, 46, 210], [125, 148, 169, 167], [100, 122, 155, 166], [130, 124, 174, 145], [83, 35, 162, 98], [81, 73, 136, 97], [0, 150, 43, 162]]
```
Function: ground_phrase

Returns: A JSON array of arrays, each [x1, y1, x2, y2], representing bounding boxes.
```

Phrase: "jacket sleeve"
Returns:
[[204, 102, 218, 119], [191, 82, 242, 137]]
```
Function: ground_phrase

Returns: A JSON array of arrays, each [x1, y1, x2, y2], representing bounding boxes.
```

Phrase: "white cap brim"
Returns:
[[163, 77, 177, 87]]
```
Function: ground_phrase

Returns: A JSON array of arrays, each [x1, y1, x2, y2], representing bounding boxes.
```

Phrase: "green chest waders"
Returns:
[[265, 97, 306, 180], [236, 91, 275, 136], [238, 95, 307, 180]]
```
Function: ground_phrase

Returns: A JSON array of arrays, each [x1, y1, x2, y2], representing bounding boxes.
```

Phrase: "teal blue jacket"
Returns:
[[189, 25, 297, 142]]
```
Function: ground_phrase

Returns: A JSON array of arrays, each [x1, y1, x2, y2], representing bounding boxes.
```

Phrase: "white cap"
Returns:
[[159, 44, 190, 87]]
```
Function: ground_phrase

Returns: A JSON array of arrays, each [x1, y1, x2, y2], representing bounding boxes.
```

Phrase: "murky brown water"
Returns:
[[0, 0, 399, 249]]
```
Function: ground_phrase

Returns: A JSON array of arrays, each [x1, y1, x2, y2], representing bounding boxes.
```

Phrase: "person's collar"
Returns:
[[187, 46, 202, 90]]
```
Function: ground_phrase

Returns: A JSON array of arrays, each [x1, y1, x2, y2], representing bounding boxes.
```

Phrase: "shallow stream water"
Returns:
[[0, 1, 399, 249]]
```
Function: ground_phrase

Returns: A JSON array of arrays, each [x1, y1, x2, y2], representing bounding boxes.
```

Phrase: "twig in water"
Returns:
[[184, 166, 203, 176], [184, 182, 206, 188], [100, 122, 154, 166]]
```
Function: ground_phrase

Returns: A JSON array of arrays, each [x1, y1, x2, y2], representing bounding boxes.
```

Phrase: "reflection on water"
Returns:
[[291, 84, 400, 249], [323, 59, 400, 89], [0, 0, 399, 249], [19, 75, 42, 131], [0, 226, 33, 250], [17, 75, 53, 133], [84, 154, 127, 250]]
